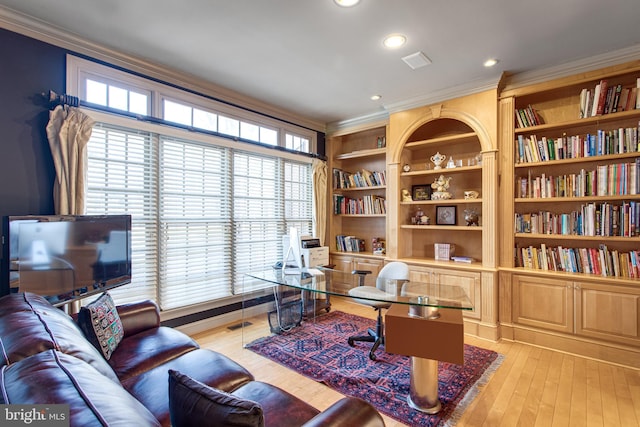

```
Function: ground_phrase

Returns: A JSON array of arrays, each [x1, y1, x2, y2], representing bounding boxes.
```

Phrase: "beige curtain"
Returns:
[[312, 158, 328, 245], [46, 105, 95, 215]]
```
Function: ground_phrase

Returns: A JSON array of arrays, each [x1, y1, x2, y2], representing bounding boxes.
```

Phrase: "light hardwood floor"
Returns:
[[191, 297, 640, 427]]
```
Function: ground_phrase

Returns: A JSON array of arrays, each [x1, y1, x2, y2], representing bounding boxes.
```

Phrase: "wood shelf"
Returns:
[[503, 266, 640, 286], [515, 233, 640, 242], [334, 214, 386, 218], [404, 132, 478, 149], [514, 109, 640, 135], [333, 185, 386, 192], [401, 165, 482, 177], [401, 224, 483, 231], [334, 147, 385, 160], [515, 151, 640, 168], [402, 198, 482, 205], [515, 194, 640, 203]]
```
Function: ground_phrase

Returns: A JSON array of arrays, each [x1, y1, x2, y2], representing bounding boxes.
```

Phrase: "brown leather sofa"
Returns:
[[0, 292, 385, 426]]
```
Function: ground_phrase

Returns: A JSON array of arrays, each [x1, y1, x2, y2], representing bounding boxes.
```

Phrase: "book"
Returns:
[[451, 256, 474, 263], [595, 80, 608, 115], [591, 82, 601, 117]]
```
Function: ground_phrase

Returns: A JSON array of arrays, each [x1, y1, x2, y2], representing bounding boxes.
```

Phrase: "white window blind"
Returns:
[[158, 137, 233, 310], [233, 152, 282, 287], [85, 123, 158, 304], [85, 120, 313, 311]]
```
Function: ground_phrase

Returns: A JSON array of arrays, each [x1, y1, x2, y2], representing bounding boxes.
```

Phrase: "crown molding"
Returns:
[[384, 77, 501, 115], [327, 77, 501, 133], [501, 44, 640, 92], [325, 111, 389, 136], [0, 5, 325, 132]]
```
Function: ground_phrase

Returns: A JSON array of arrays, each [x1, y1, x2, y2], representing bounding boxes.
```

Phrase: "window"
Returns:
[[71, 56, 318, 311], [85, 120, 312, 310], [85, 123, 158, 304], [84, 76, 150, 115], [286, 133, 310, 152]]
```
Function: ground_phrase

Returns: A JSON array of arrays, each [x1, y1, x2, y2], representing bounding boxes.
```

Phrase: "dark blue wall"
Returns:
[[0, 28, 66, 218]]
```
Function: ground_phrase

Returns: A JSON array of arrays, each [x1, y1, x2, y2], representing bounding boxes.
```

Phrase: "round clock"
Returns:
[[402, 164, 411, 172]]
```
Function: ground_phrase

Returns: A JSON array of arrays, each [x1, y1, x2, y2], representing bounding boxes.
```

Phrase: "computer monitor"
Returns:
[[282, 227, 303, 272]]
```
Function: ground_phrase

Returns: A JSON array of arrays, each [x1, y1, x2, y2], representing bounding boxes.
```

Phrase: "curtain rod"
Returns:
[[42, 90, 82, 107], [40, 90, 326, 161]]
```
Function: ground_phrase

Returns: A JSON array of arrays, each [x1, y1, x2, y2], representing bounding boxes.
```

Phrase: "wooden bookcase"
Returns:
[[327, 125, 388, 285], [387, 90, 500, 341], [498, 60, 640, 368]]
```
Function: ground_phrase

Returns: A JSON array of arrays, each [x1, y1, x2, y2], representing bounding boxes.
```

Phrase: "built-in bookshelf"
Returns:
[[328, 125, 388, 258], [398, 124, 485, 264], [498, 60, 640, 368], [501, 61, 640, 279]]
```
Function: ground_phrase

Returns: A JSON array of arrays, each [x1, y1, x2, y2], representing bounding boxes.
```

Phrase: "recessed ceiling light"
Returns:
[[370, 95, 382, 101], [483, 58, 499, 67], [383, 34, 407, 49], [334, 0, 360, 7]]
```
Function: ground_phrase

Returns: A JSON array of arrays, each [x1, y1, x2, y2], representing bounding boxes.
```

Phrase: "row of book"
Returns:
[[515, 126, 640, 164], [333, 194, 387, 215], [333, 168, 386, 189], [335, 235, 366, 253], [515, 104, 543, 128], [516, 244, 640, 278], [579, 78, 640, 119], [517, 161, 640, 198], [514, 201, 640, 237]]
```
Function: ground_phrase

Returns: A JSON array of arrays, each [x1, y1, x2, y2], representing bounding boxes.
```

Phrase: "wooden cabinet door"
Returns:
[[408, 266, 436, 284], [434, 268, 481, 320], [575, 281, 640, 345], [330, 255, 355, 292], [512, 275, 573, 333]]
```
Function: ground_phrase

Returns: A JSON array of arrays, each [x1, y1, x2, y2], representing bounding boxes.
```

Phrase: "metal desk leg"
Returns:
[[407, 356, 441, 414]]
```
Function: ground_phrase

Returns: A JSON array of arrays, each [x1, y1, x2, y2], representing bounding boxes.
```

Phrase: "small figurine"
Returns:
[[430, 175, 452, 200], [464, 190, 479, 199], [446, 156, 456, 168], [401, 188, 412, 202], [430, 152, 446, 170], [464, 208, 479, 226]]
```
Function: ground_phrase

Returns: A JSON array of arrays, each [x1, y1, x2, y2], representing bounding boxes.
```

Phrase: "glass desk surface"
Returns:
[[244, 267, 473, 310]]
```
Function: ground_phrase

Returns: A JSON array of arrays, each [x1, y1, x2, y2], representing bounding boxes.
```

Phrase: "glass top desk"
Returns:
[[243, 267, 473, 414]]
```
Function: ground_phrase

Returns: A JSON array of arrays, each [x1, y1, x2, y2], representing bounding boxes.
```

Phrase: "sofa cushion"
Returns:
[[122, 348, 254, 426], [108, 326, 199, 382], [77, 292, 124, 360], [0, 292, 119, 383], [232, 381, 321, 427], [0, 350, 161, 426], [168, 369, 264, 427]]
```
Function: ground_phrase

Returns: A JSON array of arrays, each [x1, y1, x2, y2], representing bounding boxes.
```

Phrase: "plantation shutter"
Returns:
[[85, 123, 158, 304], [158, 136, 233, 310]]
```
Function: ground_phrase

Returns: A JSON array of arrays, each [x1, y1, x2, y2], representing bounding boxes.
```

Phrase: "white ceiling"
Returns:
[[2, 0, 640, 128]]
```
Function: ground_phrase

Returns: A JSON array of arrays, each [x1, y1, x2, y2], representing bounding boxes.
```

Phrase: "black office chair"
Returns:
[[347, 261, 410, 360]]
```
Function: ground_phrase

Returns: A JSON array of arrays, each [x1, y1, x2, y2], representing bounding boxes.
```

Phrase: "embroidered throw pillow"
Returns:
[[78, 292, 124, 360], [168, 370, 264, 427]]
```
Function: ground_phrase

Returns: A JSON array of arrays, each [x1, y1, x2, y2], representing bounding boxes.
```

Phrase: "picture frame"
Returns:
[[436, 205, 457, 225], [411, 184, 432, 201]]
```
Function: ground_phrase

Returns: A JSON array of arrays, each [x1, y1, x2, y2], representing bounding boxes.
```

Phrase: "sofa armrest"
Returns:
[[116, 300, 161, 337], [302, 397, 385, 427]]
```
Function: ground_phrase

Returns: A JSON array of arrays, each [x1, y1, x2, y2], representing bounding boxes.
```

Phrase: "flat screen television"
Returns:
[[3, 214, 132, 306]]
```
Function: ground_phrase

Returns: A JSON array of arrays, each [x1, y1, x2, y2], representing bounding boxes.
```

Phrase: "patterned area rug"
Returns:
[[246, 310, 503, 427]]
